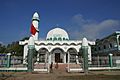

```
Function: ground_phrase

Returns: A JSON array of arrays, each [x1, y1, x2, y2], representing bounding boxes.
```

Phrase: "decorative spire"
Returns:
[[82, 37, 88, 46]]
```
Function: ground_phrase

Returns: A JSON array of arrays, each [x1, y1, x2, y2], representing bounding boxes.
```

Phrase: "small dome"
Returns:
[[32, 12, 40, 21], [46, 28, 69, 41], [82, 37, 88, 46], [33, 12, 39, 18]]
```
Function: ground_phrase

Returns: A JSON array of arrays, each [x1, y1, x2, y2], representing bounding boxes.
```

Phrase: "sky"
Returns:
[[0, 0, 120, 44]]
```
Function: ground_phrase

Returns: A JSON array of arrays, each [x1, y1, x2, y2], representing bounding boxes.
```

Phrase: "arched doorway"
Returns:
[[37, 48, 49, 63], [67, 48, 81, 72], [67, 48, 78, 63], [51, 48, 65, 63]]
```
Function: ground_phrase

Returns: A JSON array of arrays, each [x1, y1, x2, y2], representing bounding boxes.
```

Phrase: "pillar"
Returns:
[[116, 35, 120, 50], [37, 53, 39, 63], [27, 36, 35, 72], [6, 53, 11, 68], [109, 53, 113, 67], [49, 53, 51, 64], [97, 55, 100, 67], [82, 37, 89, 74], [23, 45, 28, 64], [67, 52, 70, 72], [48, 53, 51, 73], [64, 53, 66, 63], [82, 46, 88, 74], [28, 46, 34, 72], [76, 55, 79, 64]]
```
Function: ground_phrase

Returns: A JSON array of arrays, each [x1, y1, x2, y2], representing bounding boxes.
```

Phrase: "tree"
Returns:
[[0, 37, 29, 56], [0, 44, 6, 53]]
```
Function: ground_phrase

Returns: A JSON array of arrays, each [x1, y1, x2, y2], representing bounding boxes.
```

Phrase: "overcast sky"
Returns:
[[0, 0, 120, 44]]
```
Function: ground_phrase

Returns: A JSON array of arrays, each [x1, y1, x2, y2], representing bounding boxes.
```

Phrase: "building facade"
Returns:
[[19, 27, 95, 64], [19, 12, 95, 64], [92, 31, 120, 57]]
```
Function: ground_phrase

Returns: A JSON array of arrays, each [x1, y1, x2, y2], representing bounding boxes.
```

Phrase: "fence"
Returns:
[[91, 56, 120, 67], [0, 55, 23, 68]]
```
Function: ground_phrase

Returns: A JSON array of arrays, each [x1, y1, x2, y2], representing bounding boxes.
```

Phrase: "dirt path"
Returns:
[[0, 69, 120, 80]]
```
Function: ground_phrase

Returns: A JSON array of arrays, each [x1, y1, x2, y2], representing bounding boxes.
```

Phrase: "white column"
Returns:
[[64, 53, 66, 63], [48, 53, 51, 73], [76, 55, 79, 64], [52, 54, 55, 64], [23, 45, 28, 64], [68, 52, 70, 72], [49, 53, 51, 64], [45, 53, 47, 63], [97, 55, 100, 67], [37, 53, 39, 63], [117, 35, 120, 50]]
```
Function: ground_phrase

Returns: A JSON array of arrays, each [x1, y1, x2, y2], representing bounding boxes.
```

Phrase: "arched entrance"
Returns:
[[67, 48, 81, 72], [51, 48, 65, 63], [37, 48, 49, 63], [67, 48, 78, 63]]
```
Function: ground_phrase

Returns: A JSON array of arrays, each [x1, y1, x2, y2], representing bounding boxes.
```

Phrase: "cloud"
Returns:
[[0, 41, 4, 44], [72, 14, 87, 26], [69, 14, 120, 40]]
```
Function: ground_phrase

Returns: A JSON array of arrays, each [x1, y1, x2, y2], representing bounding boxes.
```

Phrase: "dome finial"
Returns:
[[56, 24, 59, 27], [82, 37, 88, 46], [32, 12, 40, 21]]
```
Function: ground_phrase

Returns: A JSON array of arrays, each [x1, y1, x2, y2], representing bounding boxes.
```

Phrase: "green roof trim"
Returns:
[[46, 37, 69, 41]]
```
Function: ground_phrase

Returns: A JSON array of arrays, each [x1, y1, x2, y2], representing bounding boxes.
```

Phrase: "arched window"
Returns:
[[94, 48, 97, 51], [66, 38, 69, 40], [109, 43, 113, 48], [50, 38, 52, 40], [47, 38, 49, 40], [53, 37, 57, 41], [103, 45, 106, 49], [98, 47, 101, 50], [63, 37, 66, 40], [58, 37, 62, 41]]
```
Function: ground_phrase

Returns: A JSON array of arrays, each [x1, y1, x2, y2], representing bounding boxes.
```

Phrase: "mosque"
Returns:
[[19, 12, 95, 64]]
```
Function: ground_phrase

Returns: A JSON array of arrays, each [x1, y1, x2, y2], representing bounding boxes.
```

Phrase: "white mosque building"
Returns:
[[19, 12, 95, 64]]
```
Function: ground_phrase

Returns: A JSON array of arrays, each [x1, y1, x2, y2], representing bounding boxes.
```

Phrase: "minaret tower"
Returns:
[[30, 12, 40, 40]]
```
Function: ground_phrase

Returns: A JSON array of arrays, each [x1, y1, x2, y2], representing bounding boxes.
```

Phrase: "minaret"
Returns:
[[82, 37, 89, 74], [30, 12, 40, 40]]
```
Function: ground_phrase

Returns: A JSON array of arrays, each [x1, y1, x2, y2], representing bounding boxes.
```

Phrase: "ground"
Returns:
[[0, 70, 120, 80]]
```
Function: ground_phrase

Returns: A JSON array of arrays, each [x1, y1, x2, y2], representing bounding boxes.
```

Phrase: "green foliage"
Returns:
[[0, 44, 6, 53], [0, 37, 29, 56], [4, 41, 23, 56]]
